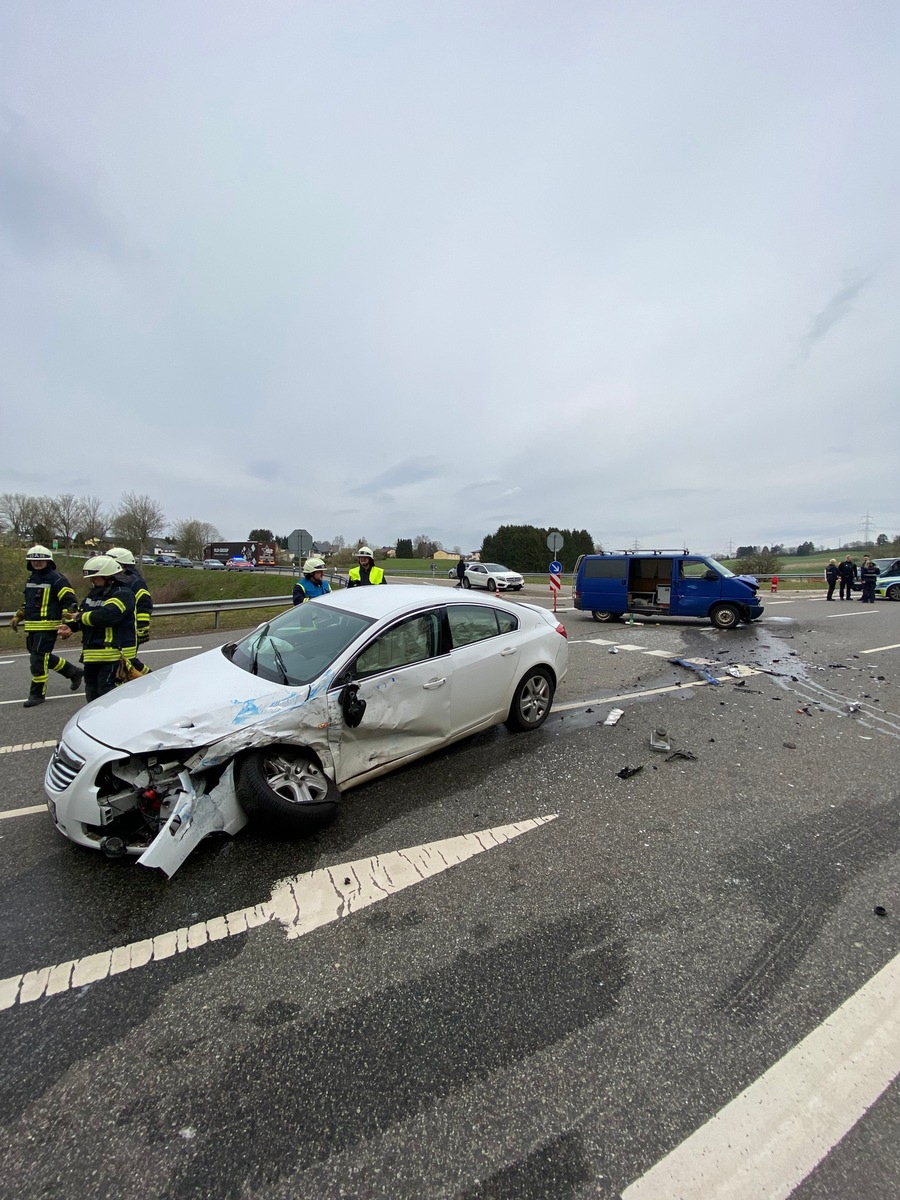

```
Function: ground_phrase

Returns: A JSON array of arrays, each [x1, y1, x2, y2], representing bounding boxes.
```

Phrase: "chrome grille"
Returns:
[[46, 741, 86, 792]]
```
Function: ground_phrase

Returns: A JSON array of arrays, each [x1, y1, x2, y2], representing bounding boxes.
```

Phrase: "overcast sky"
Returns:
[[1, 1, 898, 556]]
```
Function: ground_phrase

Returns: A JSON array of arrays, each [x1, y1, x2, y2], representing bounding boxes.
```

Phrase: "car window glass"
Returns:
[[496, 610, 518, 634], [231, 603, 373, 686], [355, 611, 441, 677], [681, 559, 712, 579], [447, 604, 500, 647]]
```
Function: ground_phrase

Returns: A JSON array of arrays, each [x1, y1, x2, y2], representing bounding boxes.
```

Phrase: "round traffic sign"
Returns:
[[547, 531, 564, 553], [549, 560, 563, 573]]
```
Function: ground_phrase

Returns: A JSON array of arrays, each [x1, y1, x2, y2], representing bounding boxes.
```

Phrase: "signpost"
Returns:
[[287, 528, 313, 560], [549, 558, 563, 612]]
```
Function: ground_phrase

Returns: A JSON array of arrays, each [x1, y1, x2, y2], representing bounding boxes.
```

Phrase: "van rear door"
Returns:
[[578, 557, 628, 615]]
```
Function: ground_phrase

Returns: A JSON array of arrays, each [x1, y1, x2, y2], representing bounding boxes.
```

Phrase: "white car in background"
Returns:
[[45, 585, 567, 876], [463, 562, 525, 591]]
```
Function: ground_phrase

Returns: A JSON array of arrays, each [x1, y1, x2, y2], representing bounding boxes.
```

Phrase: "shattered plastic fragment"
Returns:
[[874, 906, 887, 918], [783, 742, 797, 750], [669, 658, 720, 686], [665, 750, 697, 762], [649, 728, 671, 752], [616, 765, 643, 779], [603, 708, 624, 726], [608, 647, 619, 655]]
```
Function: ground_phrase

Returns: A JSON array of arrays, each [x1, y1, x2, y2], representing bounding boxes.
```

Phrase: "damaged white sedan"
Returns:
[[45, 585, 568, 876]]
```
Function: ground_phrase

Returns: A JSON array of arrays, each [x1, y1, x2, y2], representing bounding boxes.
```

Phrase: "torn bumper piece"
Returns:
[[138, 764, 247, 877]]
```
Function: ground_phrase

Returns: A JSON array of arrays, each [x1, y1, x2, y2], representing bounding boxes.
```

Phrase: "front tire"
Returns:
[[462, 576, 471, 589], [235, 747, 338, 830], [710, 604, 741, 630], [591, 611, 621, 623], [506, 667, 555, 732], [887, 584, 900, 601]]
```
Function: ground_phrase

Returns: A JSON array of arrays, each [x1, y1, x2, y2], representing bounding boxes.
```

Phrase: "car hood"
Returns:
[[74, 647, 314, 753], [733, 574, 759, 592]]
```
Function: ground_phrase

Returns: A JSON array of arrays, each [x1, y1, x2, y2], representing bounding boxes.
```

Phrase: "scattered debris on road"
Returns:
[[604, 708, 624, 726], [617, 765, 643, 779]]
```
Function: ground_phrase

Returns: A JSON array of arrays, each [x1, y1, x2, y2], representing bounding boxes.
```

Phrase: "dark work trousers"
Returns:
[[861, 579, 877, 604], [825, 579, 836, 600], [839, 575, 855, 600], [26, 631, 70, 693], [83, 662, 119, 703]]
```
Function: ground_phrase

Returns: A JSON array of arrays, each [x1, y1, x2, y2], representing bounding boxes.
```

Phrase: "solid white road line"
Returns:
[[0, 694, 80, 706], [0, 740, 56, 755], [552, 670, 759, 714], [860, 642, 900, 654], [622, 950, 900, 1200], [0, 815, 557, 1010], [825, 611, 878, 619], [0, 805, 46, 821]]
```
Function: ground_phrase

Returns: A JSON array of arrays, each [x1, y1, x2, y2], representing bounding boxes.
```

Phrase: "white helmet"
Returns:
[[303, 556, 326, 574], [355, 546, 375, 559], [26, 544, 53, 562], [107, 546, 136, 565], [83, 555, 123, 579]]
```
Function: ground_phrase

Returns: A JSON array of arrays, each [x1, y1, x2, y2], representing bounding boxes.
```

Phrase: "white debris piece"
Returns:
[[604, 708, 624, 726]]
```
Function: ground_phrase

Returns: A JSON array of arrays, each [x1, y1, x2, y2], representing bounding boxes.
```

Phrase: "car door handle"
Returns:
[[500, 647, 518, 656], [423, 678, 447, 689]]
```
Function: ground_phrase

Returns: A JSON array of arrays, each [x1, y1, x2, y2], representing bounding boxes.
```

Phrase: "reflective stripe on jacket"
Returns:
[[347, 565, 385, 586], [293, 578, 332, 604], [122, 566, 153, 636], [22, 567, 77, 632]]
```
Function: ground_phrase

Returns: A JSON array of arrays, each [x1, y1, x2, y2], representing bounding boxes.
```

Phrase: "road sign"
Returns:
[[549, 560, 562, 574], [549, 575, 561, 591], [287, 528, 313, 557], [547, 531, 564, 553]]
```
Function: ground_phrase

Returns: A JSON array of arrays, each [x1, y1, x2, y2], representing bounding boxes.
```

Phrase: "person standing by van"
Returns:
[[838, 555, 857, 600], [824, 559, 838, 601], [860, 556, 879, 604]]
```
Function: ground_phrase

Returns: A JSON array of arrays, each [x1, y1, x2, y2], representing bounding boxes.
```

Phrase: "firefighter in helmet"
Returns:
[[57, 556, 137, 702], [293, 556, 332, 604], [10, 545, 84, 708], [347, 547, 386, 587], [107, 547, 153, 673]]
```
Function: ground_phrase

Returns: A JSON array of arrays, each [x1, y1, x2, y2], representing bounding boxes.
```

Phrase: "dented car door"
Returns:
[[327, 608, 451, 786]]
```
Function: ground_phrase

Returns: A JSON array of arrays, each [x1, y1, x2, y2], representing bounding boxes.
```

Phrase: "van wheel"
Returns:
[[235, 747, 338, 830], [591, 611, 620, 623], [710, 604, 741, 630]]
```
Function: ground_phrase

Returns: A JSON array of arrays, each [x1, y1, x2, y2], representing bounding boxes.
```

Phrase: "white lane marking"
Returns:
[[825, 611, 878, 619], [622, 950, 900, 1200], [0, 815, 557, 1010], [0, 694, 80, 706], [552, 670, 760, 713], [0, 658, 15, 665], [0, 805, 46, 821], [0, 645, 203, 663], [0, 740, 56, 755], [861, 642, 900, 654]]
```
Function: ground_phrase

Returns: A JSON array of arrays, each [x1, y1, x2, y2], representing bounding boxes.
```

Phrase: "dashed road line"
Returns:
[[0, 694, 81, 706], [861, 642, 900, 654], [622, 949, 900, 1200], [0, 805, 46, 821], [0, 740, 56, 755], [0, 815, 557, 1010]]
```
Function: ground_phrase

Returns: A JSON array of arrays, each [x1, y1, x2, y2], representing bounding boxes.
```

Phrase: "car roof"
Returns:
[[313, 583, 519, 620]]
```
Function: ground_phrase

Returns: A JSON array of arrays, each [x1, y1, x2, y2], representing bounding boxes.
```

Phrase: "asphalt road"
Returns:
[[1, 591, 899, 1199]]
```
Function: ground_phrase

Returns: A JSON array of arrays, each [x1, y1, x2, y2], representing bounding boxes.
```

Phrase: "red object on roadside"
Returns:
[[770, 576, 778, 592]]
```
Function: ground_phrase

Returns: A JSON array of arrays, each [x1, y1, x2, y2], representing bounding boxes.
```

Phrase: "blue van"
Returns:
[[572, 550, 764, 630]]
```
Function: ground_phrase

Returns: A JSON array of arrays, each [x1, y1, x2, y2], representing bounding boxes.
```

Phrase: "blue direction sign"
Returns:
[[549, 560, 563, 574]]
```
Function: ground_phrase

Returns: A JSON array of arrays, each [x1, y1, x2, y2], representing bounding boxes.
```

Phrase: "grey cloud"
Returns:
[[799, 275, 872, 358], [0, 109, 120, 259], [348, 457, 441, 496], [247, 460, 286, 483]]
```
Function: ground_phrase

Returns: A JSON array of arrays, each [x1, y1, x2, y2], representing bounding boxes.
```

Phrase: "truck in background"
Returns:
[[203, 541, 277, 568]]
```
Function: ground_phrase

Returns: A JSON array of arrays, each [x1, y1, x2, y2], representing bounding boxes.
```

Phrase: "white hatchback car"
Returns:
[[463, 563, 525, 591], [45, 585, 567, 875]]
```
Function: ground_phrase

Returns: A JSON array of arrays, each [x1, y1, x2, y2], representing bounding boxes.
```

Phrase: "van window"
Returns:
[[681, 559, 714, 579], [582, 558, 626, 579]]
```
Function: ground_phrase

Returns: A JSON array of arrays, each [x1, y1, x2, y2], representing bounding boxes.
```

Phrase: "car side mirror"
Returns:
[[340, 683, 367, 728]]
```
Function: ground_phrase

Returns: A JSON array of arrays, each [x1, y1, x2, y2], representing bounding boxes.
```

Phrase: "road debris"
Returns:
[[665, 750, 697, 762], [783, 742, 797, 750], [669, 658, 720, 686], [874, 906, 887, 918], [604, 708, 624, 726], [650, 728, 671, 752], [608, 647, 619, 654], [617, 765, 644, 779]]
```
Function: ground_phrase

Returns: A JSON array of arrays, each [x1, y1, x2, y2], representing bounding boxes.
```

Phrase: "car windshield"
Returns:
[[229, 601, 374, 686], [705, 558, 735, 578], [482, 564, 513, 572]]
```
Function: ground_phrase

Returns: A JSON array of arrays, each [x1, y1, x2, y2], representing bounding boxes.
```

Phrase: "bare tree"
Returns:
[[172, 518, 221, 561], [110, 492, 166, 562], [0, 492, 44, 543], [79, 496, 109, 546], [49, 493, 86, 550], [331, 534, 346, 551]]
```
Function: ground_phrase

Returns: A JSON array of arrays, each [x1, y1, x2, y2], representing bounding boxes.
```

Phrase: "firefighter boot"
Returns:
[[63, 661, 84, 692], [23, 683, 46, 708]]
